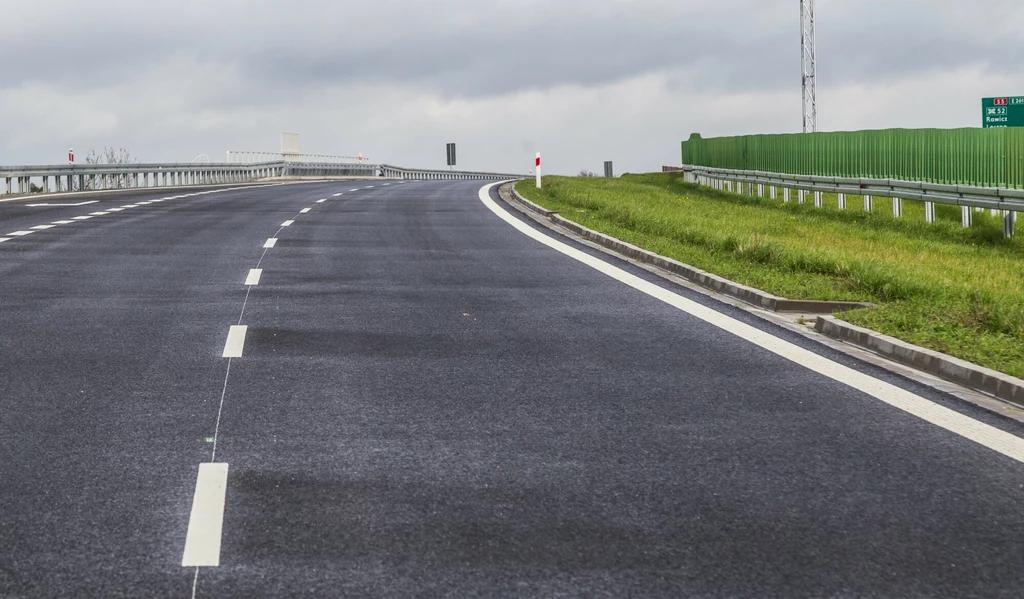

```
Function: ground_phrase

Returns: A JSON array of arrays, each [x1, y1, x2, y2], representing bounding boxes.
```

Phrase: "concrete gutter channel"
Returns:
[[499, 183, 1024, 411]]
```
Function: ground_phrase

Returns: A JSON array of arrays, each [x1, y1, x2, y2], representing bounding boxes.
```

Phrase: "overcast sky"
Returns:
[[2, 0, 1023, 175]]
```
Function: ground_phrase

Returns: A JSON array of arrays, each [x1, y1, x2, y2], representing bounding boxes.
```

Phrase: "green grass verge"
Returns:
[[515, 174, 1024, 379]]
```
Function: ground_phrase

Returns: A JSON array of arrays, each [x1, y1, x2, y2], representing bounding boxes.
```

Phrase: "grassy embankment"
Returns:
[[515, 173, 1024, 379]]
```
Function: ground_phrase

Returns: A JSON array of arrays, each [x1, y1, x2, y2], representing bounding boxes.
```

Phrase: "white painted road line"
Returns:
[[181, 463, 229, 567], [263, 238, 277, 249], [332, 193, 343, 197], [245, 269, 263, 286], [7, 231, 34, 237], [89, 212, 110, 216], [299, 208, 310, 214], [25, 200, 98, 207], [222, 325, 248, 358], [71, 216, 94, 220], [137, 201, 153, 205], [52, 220, 75, 225], [349, 189, 359, 192], [106, 207, 125, 212], [0, 238, 10, 244], [317, 199, 326, 203], [478, 182, 1024, 465], [30, 225, 56, 230], [281, 220, 294, 227], [122, 205, 139, 208]]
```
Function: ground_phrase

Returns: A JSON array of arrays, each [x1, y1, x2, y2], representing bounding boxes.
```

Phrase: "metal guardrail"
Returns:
[[0, 161, 525, 196], [683, 165, 1021, 237]]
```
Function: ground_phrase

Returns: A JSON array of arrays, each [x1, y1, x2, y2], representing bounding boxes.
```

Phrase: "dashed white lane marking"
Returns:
[[0, 238, 10, 243], [122, 205, 139, 208], [349, 189, 359, 192], [299, 208, 310, 214], [52, 220, 75, 225], [317, 199, 326, 203], [263, 238, 277, 249], [332, 193, 343, 197], [71, 216, 94, 220], [7, 231, 34, 236], [222, 325, 248, 358], [30, 225, 56, 230], [89, 212, 110, 216], [106, 207, 125, 212], [181, 463, 229, 567], [364, 186, 375, 189], [245, 269, 263, 286], [137, 201, 153, 205], [477, 182, 1024, 465], [281, 220, 294, 227]]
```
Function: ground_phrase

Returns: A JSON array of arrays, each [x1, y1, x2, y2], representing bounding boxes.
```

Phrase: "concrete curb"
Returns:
[[504, 185, 871, 314], [815, 316, 1024, 407]]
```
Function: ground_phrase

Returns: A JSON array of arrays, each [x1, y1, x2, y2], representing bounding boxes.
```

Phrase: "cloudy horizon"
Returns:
[[2, 0, 1022, 175]]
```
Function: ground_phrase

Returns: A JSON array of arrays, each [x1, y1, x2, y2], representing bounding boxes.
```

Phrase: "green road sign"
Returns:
[[982, 97, 1024, 128]]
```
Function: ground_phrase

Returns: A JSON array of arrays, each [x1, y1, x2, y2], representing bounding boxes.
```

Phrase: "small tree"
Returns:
[[79, 147, 136, 190], [578, 170, 599, 177]]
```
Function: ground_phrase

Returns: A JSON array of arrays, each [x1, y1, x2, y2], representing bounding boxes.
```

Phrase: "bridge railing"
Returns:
[[683, 164, 1021, 237], [0, 161, 525, 195]]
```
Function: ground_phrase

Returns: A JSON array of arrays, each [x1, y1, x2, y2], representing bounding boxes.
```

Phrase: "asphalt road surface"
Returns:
[[2, 180, 1024, 598]]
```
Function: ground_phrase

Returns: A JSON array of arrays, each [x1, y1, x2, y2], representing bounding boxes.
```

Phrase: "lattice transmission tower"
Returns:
[[800, 0, 817, 133]]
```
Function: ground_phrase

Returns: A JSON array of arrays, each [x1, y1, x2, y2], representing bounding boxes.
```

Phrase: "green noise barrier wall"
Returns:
[[681, 128, 1024, 189]]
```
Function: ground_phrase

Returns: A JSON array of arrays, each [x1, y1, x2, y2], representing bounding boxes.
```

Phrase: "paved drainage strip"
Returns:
[[499, 183, 1024, 411]]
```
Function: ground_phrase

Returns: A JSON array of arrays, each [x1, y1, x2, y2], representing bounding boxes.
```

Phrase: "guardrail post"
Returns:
[[961, 206, 973, 227], [864, 194, 873, 211], [798, 190, 806, 204], [837, 193, 846, 210], [892, 197, 903, 218], [1004, 211, 1016, 238], [814, 191, 822, 208], [924, 201, 935, 223], [783, 188, 791, 203]]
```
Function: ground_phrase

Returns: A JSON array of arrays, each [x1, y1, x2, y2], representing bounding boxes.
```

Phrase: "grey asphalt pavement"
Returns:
[[2, 180, 1024, 598]]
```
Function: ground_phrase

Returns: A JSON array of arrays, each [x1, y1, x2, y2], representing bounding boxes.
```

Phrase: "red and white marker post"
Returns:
[[535, 153, 541, 189], [68, 148, 75, 164]]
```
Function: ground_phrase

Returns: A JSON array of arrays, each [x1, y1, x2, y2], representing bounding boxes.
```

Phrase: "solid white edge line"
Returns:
[[222, 325, 248, 358], [181, 463, 229, 567], [476, 182, 1024, 464], [245, 269, 263, 286], [281, 220, 294, 227], [263, 238, 277, 249]]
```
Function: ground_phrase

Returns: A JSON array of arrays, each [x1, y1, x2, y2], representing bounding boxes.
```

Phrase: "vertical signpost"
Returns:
[[604, 161, 614, 178], [535, 153, 542, 189], [68, 148, 74, 164], [981, 97, 1024, 128], [446, 143, 456, 170]]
